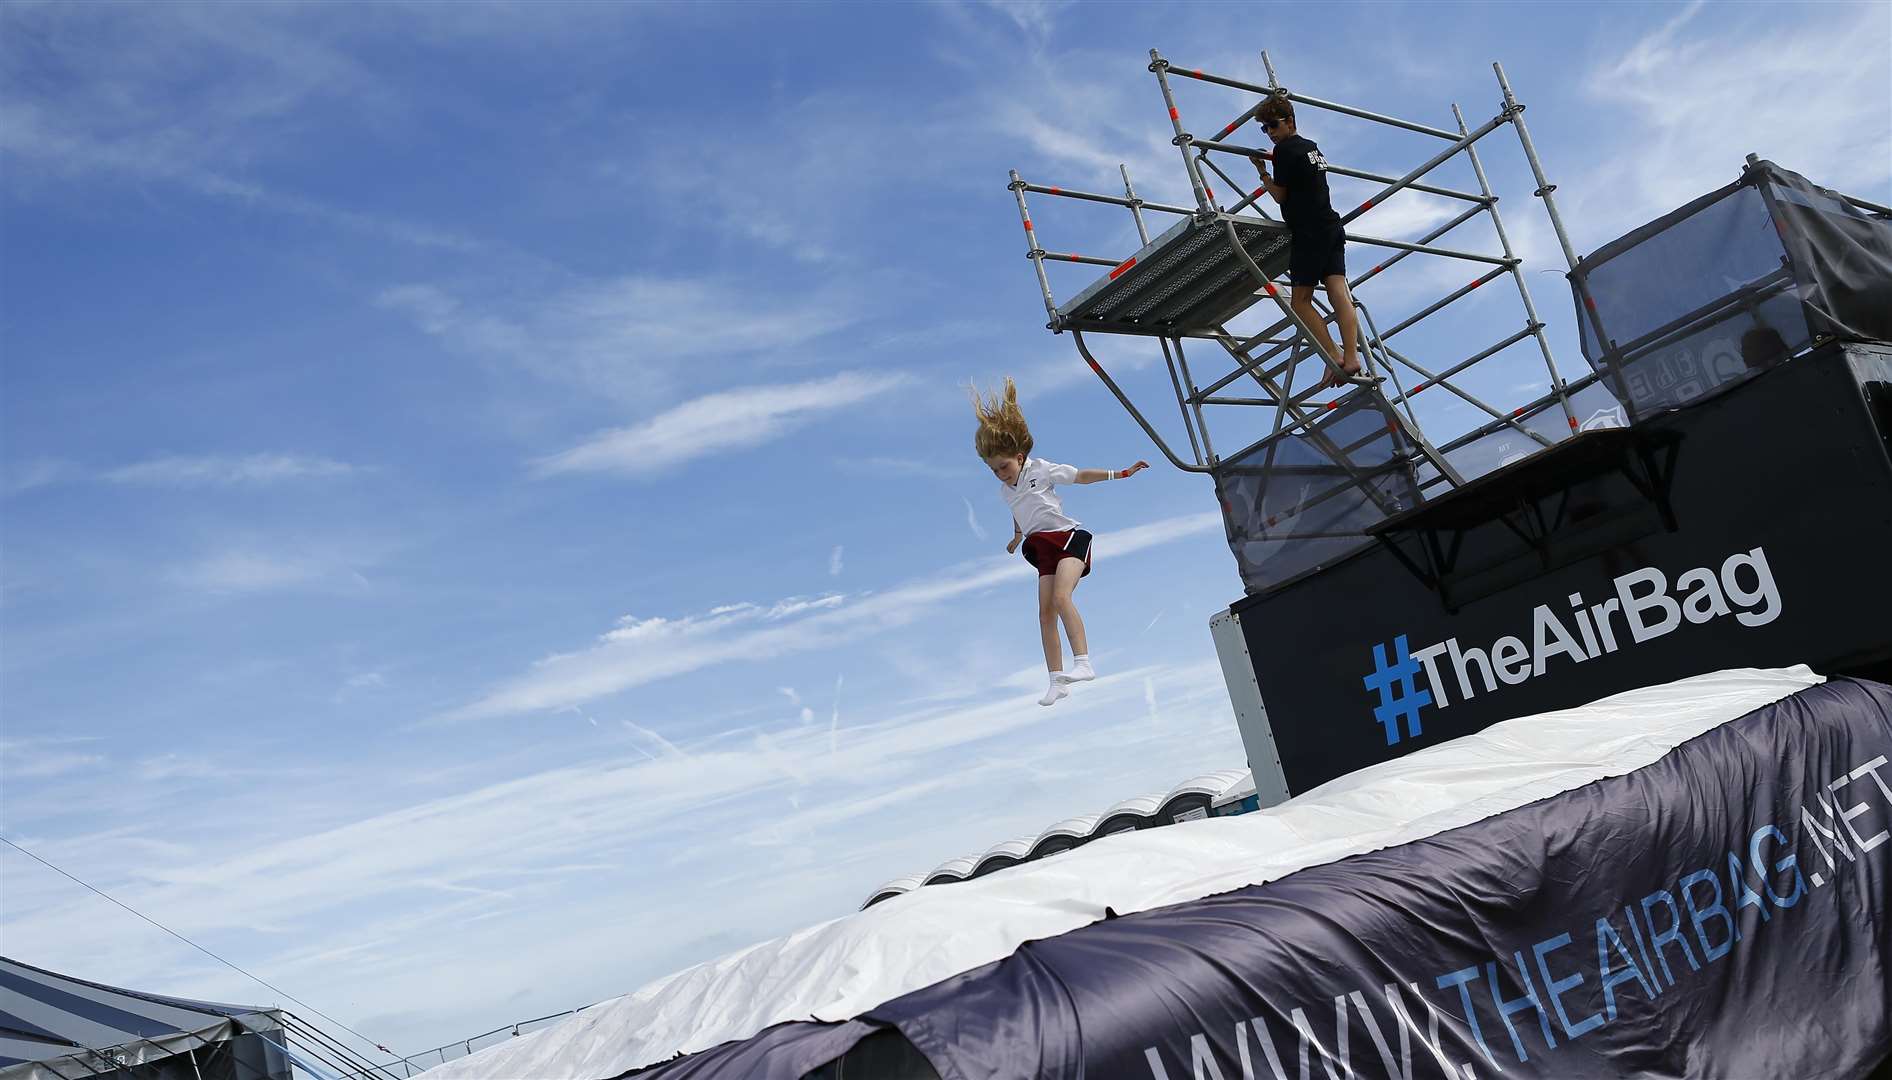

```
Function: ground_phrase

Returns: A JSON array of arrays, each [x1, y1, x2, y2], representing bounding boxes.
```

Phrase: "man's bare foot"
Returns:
[[1322, 358, 1363, 389]]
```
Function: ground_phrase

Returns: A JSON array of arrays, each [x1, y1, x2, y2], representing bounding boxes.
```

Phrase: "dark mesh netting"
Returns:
[[1572, 160, 1890, 420], [1213, 392, 1418, 593]]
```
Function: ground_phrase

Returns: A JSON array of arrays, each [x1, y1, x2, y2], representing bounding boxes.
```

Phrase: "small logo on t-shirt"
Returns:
[[1308, 149, 1329, 172]]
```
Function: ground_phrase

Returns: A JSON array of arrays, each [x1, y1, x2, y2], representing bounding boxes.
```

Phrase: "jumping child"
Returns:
[[1249, 95, 1362, 389], [971, 378, 1148, 706]]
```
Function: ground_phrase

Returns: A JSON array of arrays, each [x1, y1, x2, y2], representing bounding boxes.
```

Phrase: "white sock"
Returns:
[[1039, 676, 1068, 706], [1056, 655, 1096, 683]]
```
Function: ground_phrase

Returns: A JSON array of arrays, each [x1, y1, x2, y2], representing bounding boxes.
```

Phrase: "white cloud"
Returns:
[[1340, 188, 1465, 247], [1, 737, 106, 780], [617, 85, 975, 266], [829, 674, 843, 755], [974, 1, 1072, 40], [973, 57, 1197, 208], [136, 754, 223, 782], [167, 546, 371, 595], [1, 655, 1241, 1055], [1578, 3, 1891, 239], [962, 496, 989, 541], [0, 4, 488, 249], [377, 278, 862, 407], [535, 372, 909, 477], [2, 458, 77, 496], [1, 85, 474, 254], [451, 510, 1220, 721], [169, 552, 324, 592], [333, 671, 388, 703], [828, 546, 844, 577], [834, 456, 964, 480], [104, 454, 358, 486]]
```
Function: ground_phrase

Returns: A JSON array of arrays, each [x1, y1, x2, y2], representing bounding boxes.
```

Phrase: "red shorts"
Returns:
[[1021, 529, 1093, 577]]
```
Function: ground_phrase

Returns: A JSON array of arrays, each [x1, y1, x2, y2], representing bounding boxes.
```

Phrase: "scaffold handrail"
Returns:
[[1006, 47, 1594, 592]]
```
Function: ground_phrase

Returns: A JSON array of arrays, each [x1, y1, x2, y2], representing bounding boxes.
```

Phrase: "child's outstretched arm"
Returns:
[[1073, 461, 1150, 484]]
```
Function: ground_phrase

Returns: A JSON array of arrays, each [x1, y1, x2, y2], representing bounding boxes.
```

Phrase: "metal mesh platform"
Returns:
[[1054, 212, 1291, 336]]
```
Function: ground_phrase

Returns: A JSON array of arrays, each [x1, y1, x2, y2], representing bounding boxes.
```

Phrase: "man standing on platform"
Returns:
[[1250, 96, 1361, 388]]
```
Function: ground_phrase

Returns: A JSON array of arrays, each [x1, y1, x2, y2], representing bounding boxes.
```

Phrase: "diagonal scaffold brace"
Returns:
[[1005, 45, 1587, 586]]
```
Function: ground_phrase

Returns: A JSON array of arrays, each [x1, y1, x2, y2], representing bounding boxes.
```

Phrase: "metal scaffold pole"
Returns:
[[1002, 45, 1598, 588], [1148, 50, 1218, 214], [1453, 102, 1576, 432], [1492, 62, 1612, 360]]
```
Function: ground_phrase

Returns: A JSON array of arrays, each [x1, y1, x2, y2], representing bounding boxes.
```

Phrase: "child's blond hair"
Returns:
[[970, 377, 1033, 460]]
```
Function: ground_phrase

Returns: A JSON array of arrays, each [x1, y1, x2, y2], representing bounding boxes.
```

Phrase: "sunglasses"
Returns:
[[1259, 117, 1285, 130]]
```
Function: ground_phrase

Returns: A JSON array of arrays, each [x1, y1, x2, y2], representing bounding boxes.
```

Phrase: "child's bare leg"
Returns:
[[1053, 558, 1087, 655], [1325, 274, 1362, 374], [1037, 575, 1067, 705], [1291, 285, 1345, 386], [1051, 558, 1095, 684], [1037, 575, 1063, 671]]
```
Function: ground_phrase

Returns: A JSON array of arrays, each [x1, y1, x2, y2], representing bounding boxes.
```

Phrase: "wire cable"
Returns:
[[0, 834, 403, 1064]]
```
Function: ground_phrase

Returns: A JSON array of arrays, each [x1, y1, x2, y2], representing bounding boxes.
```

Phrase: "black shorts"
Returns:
[[1021, 529, 1093, 578], [1287, 223, 1346, 286]]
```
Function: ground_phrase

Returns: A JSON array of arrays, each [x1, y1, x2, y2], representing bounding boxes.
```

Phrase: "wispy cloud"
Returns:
[[617, 86, 968, 266], [834, 456, 965, 480], [2, 459, 77, 497], [829, 674, 844, 754], [1340, 188, 1464, 247], [136, 753, 225, 782], [963, 42, 1194, 213], [828, 546, 845, 577], [104, 454, 359, 487], [962, 496, 989, 541], [0, 4, 478, 251], [1579, 3, 1891, 236], [377, 278, 862, 406], [451, 510, 1219, 721], [333, 672, 388, 703], [167, 548, 370, 595], [0, 655, 1239, 1056], [168, 552, 327, 593], [974, 1, 1073, 41], [0, 737, 106, 780], [534, 372, 909, 477]]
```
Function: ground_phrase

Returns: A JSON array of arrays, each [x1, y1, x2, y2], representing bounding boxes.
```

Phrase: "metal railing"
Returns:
[[1005, 48, 1598, 561]]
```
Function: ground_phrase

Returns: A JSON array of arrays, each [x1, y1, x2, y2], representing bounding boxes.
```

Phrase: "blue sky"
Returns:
[[3, 0, 1888, 1062]]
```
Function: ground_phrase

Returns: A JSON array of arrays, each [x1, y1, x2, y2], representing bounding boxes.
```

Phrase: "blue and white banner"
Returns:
[[871, 677, 1892, 1079], [632, 676, 1892, 1079]]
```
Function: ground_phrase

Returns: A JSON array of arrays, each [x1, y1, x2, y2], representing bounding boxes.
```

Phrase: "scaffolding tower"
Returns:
[[1007, 49, 1614, 593]]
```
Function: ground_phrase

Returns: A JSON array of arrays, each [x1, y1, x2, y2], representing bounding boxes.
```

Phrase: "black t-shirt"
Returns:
[[1272, 134, 1339, 230]]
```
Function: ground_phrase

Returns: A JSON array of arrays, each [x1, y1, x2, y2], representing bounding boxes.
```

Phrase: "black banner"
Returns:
[[1234, 343, 1892, 794], [861, 678, 1892, 1079]]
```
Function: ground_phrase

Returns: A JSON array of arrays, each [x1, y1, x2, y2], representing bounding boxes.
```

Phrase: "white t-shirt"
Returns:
[[1002, 458, 1082, 536]]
